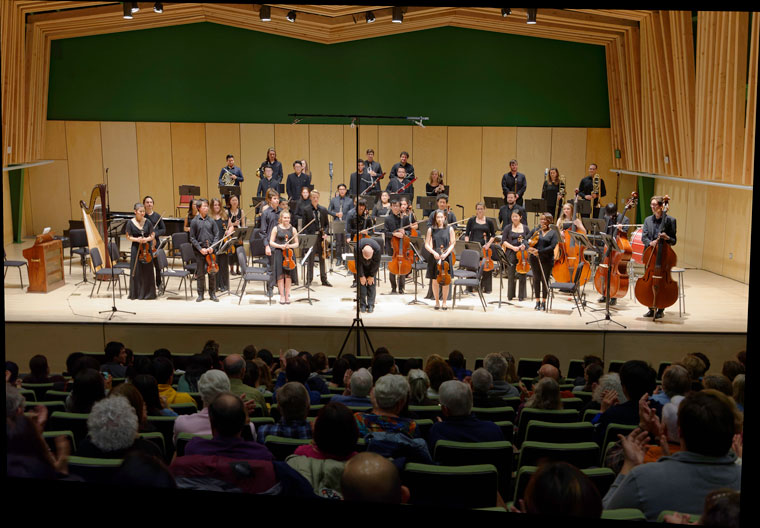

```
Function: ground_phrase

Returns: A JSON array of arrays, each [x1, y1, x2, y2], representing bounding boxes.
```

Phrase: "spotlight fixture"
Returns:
[[259, 5, 271, 22], [123, 2, 133, 19], [131, 2, 139, 13], [286, 10, 296, 23], [526, 8, 537, 24], [501, 8, 511, 17], [366, 11, 375, 23], [392, 6, 404, 23], [153, 2, 163, 13]]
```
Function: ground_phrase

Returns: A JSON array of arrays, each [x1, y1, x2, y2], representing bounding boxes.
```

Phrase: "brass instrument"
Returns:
[[592, 173, 601, 211], [555, 174, 566, 223], [222, 168, 235, 186]]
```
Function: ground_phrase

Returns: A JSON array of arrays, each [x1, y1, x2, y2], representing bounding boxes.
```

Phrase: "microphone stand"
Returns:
[[98, 168, 135, 320], [587, 233, 626, 328]]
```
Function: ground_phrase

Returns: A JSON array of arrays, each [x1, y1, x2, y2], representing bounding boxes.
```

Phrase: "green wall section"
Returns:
[[8, 169, 24, 243], [47, 23, 610, 127]]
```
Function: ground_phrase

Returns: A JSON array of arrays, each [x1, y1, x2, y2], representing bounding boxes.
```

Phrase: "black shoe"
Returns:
[[434, 305, 440, 310], [535, 302, 541, 310], [322, 281, 333, 287], [398, 289, 405, 295], [609, 298, 617, 306], [351, 281, 357, 288], [644, 309, 655, 318], [209, 293, 219, 302], [391, 288, 397, 294], [360, 306, 367, 313], [541, 302, 546, 311], [484, 290, 492, 294], [655, 309, 664, 319], [368, 306, 374, 313], [518, 297, 525, 302], [598, 296, 607, 303], [196, 294, 204, 302]]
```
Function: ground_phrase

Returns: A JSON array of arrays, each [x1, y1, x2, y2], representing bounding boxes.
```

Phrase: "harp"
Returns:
[[80, 184, 111, 271]]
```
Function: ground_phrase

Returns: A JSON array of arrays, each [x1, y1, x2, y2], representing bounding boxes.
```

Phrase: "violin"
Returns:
[[205, 251, 219, 274], [482, 245, 494, 272], [515, 235, 530, 274], [594, 192, 638, 299], [436, 244, 452, 285], [634, 195, 678, 316], [282, 235, 296, 270]]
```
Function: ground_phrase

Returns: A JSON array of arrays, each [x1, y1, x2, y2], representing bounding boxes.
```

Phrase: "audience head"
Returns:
[[523, 461, 602, 517], [341, 452, 409, 504], [583, 364, 604, 391], [592, 373, 626, 404], [331, 358, 351, 388], [208, 392, 246, 438], [6, 383, 25, 418], [28, 354, 50, 379], [71, 355, 101, 378], [541, 354, 562, 377], [484, 353, 508, 382], [151, 357, 175, 385], [311, 352, 328, 373], [6, 413, 57, 479], [349, 368, 373, 398], [499, 351, 519, 384], [223, 354, 246, 380], [342, 353, 359, 371], [526, 377, 562, 410], [619, 360, 656, 401], [110, 383, 147, 429], [242, 345, 257, 361], [253, 358, 272, 390], [471, 368, 494, 394], [132, 374, 164, 415], [448, 350, 466, 370], [690, 353, 711, 374], [703, 374, 734, 397], [71, 368, 106, 414], [104, 341, 127, 364], [277, 382, 310, 422], [197, 369, 231, 407], [680, 354, 707, 380], [6, 360, 20, 384], [87, 395, 138, 453], [736, 351, 746, 367], [64, 353, 84, 376], [732, 374, 744, 409], [721, 360, 745, 382], [285, 355, 311, 385], [371, 353, 397, 383], [700, 489, 741, 528], [661, 364, 691, 398], [372, 374, 408, 414], [257, 349, 274, 367], [407, 369, 431, 405], [538, 363, 561, 382], [153, 348, 172, 361], [439, 380, 473, 417], [425, 358, 455, 392], [678, 390, 739, 456], [243, 360, 259, 388], [313, 402, 359, 460], [113, 451, 176, 488], [583, 355, 604, 369]]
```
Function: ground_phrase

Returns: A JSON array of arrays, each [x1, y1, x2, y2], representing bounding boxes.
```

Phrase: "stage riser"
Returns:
[[5, 322, 746, 376]]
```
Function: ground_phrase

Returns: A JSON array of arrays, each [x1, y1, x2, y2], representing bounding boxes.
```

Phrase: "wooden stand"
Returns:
[[22, 232, 65, 293]]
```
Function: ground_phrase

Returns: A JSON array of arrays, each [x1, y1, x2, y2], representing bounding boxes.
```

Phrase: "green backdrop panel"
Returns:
[[47, 23, 610, 127]]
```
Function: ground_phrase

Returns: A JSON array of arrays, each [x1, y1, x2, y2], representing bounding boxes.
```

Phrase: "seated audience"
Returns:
[[703, 374, 734, 398], [584, 373, 625, 413], [484, 353, 519, 398], [573, 363, 603, 394], [514, 461, 602, 518], [223, 354, 267, 416], [341, 452, 410, 504], [721, 360, 744, 382], [447, 350, 471, 381], [471, 368, 507, 408], [406, 369, 437, 406], [132, 374, 178, 417], [257, 382, 312, 444], [242, 344, 257, 361], [517, 377, 563, 425], [253, 358, 273, 395], [602, 390, 742, 520], [22, 354, 66, 384], [66, 368, 106, 414], [310, 352, 330, 377], [329, 357, 351, 389], [370, 353, 397, 383], [6, 360, 21, 387], [272, 356, 321, 405], [153, 357, 195, 405], [355, 374, 417, 438], [665, 489, 741, 528], [425, 357, 455, 399], [176, 353, 212, 393], [541, 353, 564, 378], [650, 364, 691, 406], [732, 374, 744, 413], [110, 382, 153, 433], [499, 351, 521, 385], [680, 354, 707, 391], [573, 355, 604, 387], [99, 342, 128, 378], [331, 368, 373, 407], [427, 380, 503, 451], [113, 451, 176, 488]]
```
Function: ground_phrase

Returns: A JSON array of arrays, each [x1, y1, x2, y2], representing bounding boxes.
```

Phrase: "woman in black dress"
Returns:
[[527, 213, 559, 311], [424, 169, 445, 217], [424, 210, 455, 310], [226, 194, 245, 275], [142, 195, 165, 288], [293, 186, 312, 229], [464, 202, 496, 294], [126, 202, 157, 300], [210, 198, 232, 293], [542, 168, 563, 221], [269, 210, 298, 305], [372, 191, 391, 220], [501, 209, 529, 301], [183, 199, 199, 232]]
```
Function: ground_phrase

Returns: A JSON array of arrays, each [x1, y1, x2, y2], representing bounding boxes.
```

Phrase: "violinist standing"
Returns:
[[641, 196, 677, 319], [501, 210, 528, 301], [143, 195, 165, 288], [465, 202, 496, 294], [425, 210, 455, 310], [598, 202, 630, 306], [269, 210, 298, 305], [210, 198, 233, 294], [190, 199, 220, 302], [126, 202, 157, 300], [527, 213, 559, 311]]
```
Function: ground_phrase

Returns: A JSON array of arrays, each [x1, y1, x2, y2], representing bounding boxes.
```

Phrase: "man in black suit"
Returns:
[[301, 190, 332, 287]]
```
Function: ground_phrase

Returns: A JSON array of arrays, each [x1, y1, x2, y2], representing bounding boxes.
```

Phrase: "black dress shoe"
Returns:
[[196, 295, 204, 302], [391, 289, 397, 294], [609, 298, 617, 306], [598, 296, 607, 303], [644, 309, 655, 317], [368, 306, 374, 313], [351, 281, 357, 288], [541, 302, 547, 311], [322, 281, 333, 287], [535, 302, 541, 310], [209, 293, 219, 302], [360, 306, 366, 313], [655, 309, 664, 319], [398, 289, 405, 295]]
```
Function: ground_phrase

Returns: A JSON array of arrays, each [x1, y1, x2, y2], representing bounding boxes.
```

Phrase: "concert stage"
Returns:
[[4, 237, 749, 373]]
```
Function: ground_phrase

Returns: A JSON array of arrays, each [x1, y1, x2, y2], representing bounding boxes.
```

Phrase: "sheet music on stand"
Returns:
[[524, 198, 547, 226], [417, 196, 437, 212], [581, 218, 607, 249], [219, 185, 241, 196], [178, 185, 201, 196], [483, 196, 505, 210], [108, 218, 128, 236], [294, 233, 319, 303]]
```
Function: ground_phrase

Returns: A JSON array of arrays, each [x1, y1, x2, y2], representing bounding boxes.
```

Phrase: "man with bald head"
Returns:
[[523, 364, 574, 400], [223, 353, 268, 416], [341, 452, 410, 504], [356, 237, 381, 313]]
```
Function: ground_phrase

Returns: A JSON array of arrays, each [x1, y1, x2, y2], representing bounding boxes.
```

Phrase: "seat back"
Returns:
[[264, 435, 311, 461], [176, 433, 213, 457], [46, 412, 90, 447], [169, 402, 198, 415], [459, 249, 480, 270], [42, 430, 77, 454], [571, 259, 586, 289], [156, 248, 170, 271], [408, 405, 442, 421], [567, 359, 585, 380], [146, 415, 178, 457], [90, 247, 103, 269], [237, 246, 248, 271], [24, 400, 66, 414], [517, 358, 543, 378], [524, 420, 594, 444], [513, 466, 616, 504], [402, 462, 499, 508], [44, 389, 71, 403], [516, 408, 580, 446], [172, 232, 190, 255], [180, 242, 195, 268], [583, 408, 601, 422], [471, 406, 516, 424], [108, 241, 120, 262], [21, 382, 55, 402], [518, 441, 600, 470], [434, 440, 513, 499], [67, 456, 123, 483], [601, 423, 638, 449], [561, 397, 585, 411], [601, 509, 647, 521]]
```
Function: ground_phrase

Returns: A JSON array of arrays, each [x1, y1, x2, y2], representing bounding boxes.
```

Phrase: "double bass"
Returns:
[[634, 195, 679, 317], [568, 190, 592, 285], [389, 231, 414, 276], [594, 192, 638, 299]]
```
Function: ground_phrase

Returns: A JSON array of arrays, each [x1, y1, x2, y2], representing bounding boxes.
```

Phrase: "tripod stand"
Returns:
[[587, 233, 626, 328]]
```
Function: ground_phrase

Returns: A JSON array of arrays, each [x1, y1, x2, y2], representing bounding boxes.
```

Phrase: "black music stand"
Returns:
[[582, 218, 607, 250], [567, 229, 593, 308], [524, 198, 547, 227], [179, 184, 201, 196], [417, 196, 437, 213], [393, 193, 413, 205], [586, 233, 626, 328], [100, 171, 135, 320], [250, 197, 265, 209], [574, 197, 592, 218], [219, 185, 241, 207], [330, 220, 348, 276], [407, 236, 428, 305], [483, 196, 505, 217], [361, 194, 377, 211], [294, 234, 319, 303]]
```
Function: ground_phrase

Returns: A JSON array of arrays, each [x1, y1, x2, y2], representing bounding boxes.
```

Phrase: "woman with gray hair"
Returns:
[[76, 395, 162, 460], [354, 374, 417, 438], [583, 373, 627, 413], [407, 369, 437, 406]]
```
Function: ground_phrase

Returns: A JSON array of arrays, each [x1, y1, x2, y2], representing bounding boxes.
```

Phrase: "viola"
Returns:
[[515, 235, 530, 275], [138, 241, 152, 264], [594, 192, 638, 299], [634, 195, 679, 315], [282, 235, 296, 270], [436, 244, 452, 285]]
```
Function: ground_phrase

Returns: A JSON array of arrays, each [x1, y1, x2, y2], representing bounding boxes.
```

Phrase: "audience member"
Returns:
[[113, 451, 176, 488], [517, 377, 562, 426], [680, 354, 707, 391], [257, 348, 274, 368], [310, 352, 330, 376], [703, 374, 734, 397], [427, 380, 503, 452], [541, 353, 563, 378], [110, 382, 152, 433], [573, 355, 604, 387], [406, 369, 437, 406], [720, 360, 744, 382], [425, 357, 455, 399], [355, 374, 417, 438], [242, 344, 257, 361], [6, 360, 21, 387], [585, 373, 625, 413], [243, 360, 259, 388], [223, 354, 267, 416], [573, 363, 603, 394], [257, 382, 312, 444], [7, 408, 70, 479], [690, 353, 711, 375], [22, 354, 66, 384], [514, 461, 602, 518], [176, 353, 212, 393], [484, 353, 519, 398], [63, 352, 85, 376], [253, 358, 273, 394], [67, 368, 106, 414], [602, 390, 742, 520], [341, 452, 410, 504], [735, 351, 745, 368], [499, 351, 521, 385], [329, 358, 351, 389], [153, 357, 195, 405], [331, 368, 373, 407], [470, 368, 507, 408], [650, 364, 691, 406], [100, 342, 128, 378], [447, 350, 471, 381], [132, 374, 178, 417], [370, 353, 397, 383], [272, 355, 321, 405], [732, 374, 744, 413]]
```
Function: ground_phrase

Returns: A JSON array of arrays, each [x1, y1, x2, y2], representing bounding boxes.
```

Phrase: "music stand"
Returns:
[[250, 197, 265, 209], [330, 220, 348, 276], [483, 196, 505, 211], [219, 185, 241, 196], [524, 198, 547, 227], [417, 196, 437, 213], [178, 185, 201, 196], [586, 233, 626, 328], [575, 198, 592, 218], [293, 234, 319, 303], [361, 194, 377, 211], [582, 218, 607, 248], [407, 236, 428, 305], [393, 193, 413, 205]]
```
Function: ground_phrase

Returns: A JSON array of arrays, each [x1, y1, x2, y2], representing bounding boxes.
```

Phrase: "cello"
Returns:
[[634, 195, 679, 318], [389, 230, 413, 276], [594, 192, 637, 299], [566, 189, 592, 285]]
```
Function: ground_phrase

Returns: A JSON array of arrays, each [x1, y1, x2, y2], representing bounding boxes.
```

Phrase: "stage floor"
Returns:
[[4, 238, 749, 334]]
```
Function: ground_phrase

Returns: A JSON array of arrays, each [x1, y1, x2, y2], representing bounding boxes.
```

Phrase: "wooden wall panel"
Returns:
[[100, 121, 139, 212], [23, 171, 33, 236], [446, 127, 482, 220], [308, 124, 344, 200], [551, 127, 587, 203], [27, 160, 71, 236], [481, 127, 516, 206], [274, 123, 310, 194], [721, 189, 751, 282], [65, 121, 103, 219], [682, 184, 706, 269], [239, 123, 274, 182], [515, 127, 552, 220], [341, 125, 357, 195], [205, 123, 241, 202], [136, 122, 174, 216], [700, 187, 727, 275], [43, 120, 67, 160], [170, 122, 207, 199], [378, 125, 414, 195], [358, 124, 379, 164], [411, 126, 447, 212], [585, 127, 628, 207]]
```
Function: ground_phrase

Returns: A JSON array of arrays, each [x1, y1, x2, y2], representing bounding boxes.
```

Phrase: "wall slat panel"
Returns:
[[411, 126, 448, 211], [308, 124, 344, 199], [515, 127, 552, 221], [446, 127, 482, 220], [23, 170, 33, 236], [358, 125, 379, 166], [239, 123, 274, 180], [700, 187, 726, 275], [100, 121, 139, 212], [65, 121, 103, 219], [27, 160, 71, 235], [3, 172, 14, 244], [378, 125, 414, 196], [681, 183, 706, 269], [42, 120, 67, 159], [274, 123, 310, 197], [205, 123, 241, 202], [480, 127, 516, 207], [721, 188, 750, 282], [170, 122, 207, 200], [550, 128, 587, 202], [136, 122, 174, 215], [342, 125, 357, 195], [742, 13, 758, 186]]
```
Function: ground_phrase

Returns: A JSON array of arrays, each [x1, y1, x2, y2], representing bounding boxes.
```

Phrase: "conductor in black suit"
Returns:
[[300, 190, 332, 287]]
